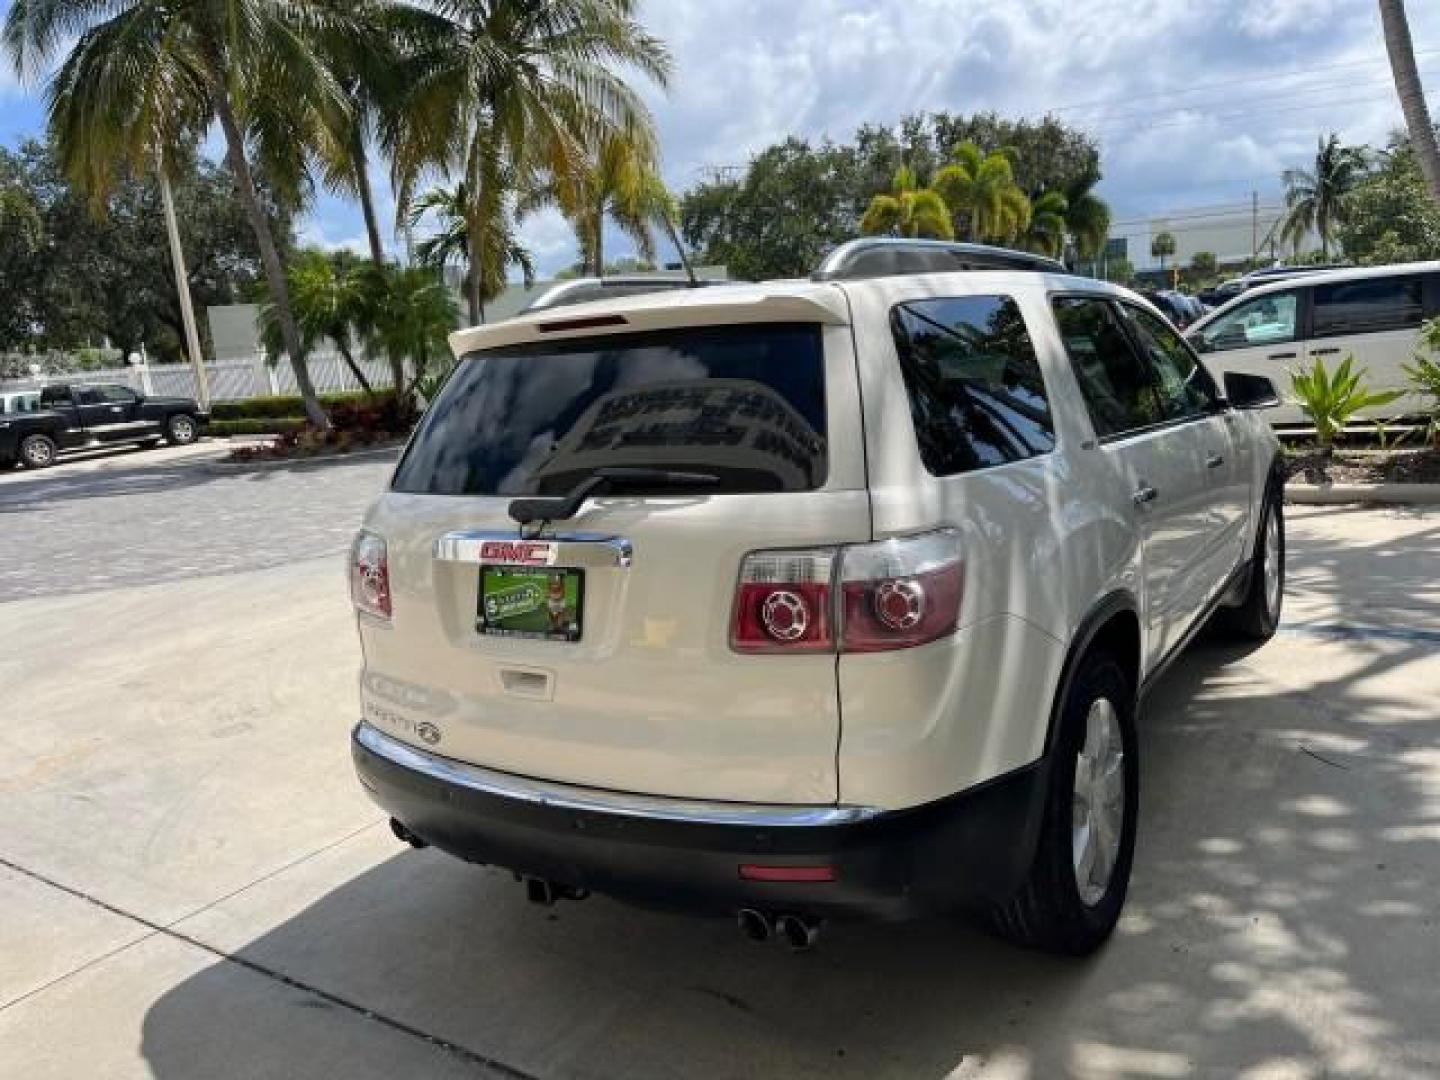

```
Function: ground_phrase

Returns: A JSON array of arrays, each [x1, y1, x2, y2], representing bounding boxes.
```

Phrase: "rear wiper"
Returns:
[[508, 467, 721, 526]]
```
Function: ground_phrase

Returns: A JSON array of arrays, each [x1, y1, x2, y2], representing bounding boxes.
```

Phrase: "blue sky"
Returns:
[[2, 0, 1439, 276]]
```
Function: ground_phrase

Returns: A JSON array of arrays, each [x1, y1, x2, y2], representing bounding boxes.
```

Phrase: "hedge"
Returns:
[[211, 389, 380, 421], [208, 418, 308, 436]]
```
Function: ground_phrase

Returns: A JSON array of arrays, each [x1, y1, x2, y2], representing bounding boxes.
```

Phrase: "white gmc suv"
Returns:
[[350, 240, 1285, 955]]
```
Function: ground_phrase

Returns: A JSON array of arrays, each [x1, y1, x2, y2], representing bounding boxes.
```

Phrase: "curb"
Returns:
[[201, 444, 402, 475], [1286, 482, 1440, 506]]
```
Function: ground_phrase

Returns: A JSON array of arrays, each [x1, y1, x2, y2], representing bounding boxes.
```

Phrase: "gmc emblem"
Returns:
[[479, 540, 557, 566]]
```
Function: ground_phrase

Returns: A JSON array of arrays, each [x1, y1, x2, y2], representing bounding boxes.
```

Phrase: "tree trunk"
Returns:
[[660, 213, 696, 280], [466, 260, 482, 325], [1380, 0, 1440, 203], [593, 211, 605, 277], [212, 93, 329, 429], [352, 129, 386, 267], [337, 342, 374, 395]]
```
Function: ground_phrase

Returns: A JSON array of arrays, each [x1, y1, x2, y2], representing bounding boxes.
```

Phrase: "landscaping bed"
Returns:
[[223, 391, 417, 463], [1285, 447, 1440, 486]]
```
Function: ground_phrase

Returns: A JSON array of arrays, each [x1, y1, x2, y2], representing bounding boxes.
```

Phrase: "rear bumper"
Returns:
[[352, 722, 1049, 920]]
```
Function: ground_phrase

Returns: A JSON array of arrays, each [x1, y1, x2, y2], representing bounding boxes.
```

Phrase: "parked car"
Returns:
[[0, 390, 41, 414], [1142, 289, 1203, 329], [1187, 261, 1440, 429], [0, 383, 208, 469], [350, 239, 1283, 956], [521, 275, 729, 314]]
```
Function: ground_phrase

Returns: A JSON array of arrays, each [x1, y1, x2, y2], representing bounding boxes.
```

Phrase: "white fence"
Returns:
[[0, 352, 403, 403]]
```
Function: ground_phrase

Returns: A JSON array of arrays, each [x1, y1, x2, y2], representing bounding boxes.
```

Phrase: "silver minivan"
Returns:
[[1187, 261, 1440, 429]]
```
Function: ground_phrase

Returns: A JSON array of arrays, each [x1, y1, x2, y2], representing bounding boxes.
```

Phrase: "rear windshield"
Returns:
[[393, 323, 828, 496]]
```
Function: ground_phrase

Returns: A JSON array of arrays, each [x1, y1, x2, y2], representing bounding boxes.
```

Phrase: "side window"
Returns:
[[1119, 303, 1219, 421], [1196, 291, 1299, 352], [889, 294, 1056, 476], [74, 387, 101, 406], [1312, 275, 1424, 337], [95, 385, 137, 404], [1052, 297, 1164, 439]]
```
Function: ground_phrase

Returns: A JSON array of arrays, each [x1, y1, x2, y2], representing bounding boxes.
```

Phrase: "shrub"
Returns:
[[1403, 317, 1440, 445], [210, 390, 375, 421], [1291, 354, 1404, 451], [209, 418, 307, 437]]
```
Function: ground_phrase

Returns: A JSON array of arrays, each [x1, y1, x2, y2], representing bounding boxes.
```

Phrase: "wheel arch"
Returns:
[[1043, 591, 1142, 758]]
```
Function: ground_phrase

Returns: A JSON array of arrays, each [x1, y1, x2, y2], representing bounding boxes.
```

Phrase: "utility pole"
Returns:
[[157, 150, 211, 408]]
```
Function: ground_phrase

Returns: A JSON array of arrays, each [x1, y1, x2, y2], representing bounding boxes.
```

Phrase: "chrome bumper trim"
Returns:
[[355, 722, 883, 827], [432, 530, 632, 569]]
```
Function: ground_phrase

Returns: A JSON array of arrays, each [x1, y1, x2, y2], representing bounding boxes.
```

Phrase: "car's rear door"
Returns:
[[359, 304, 870, 805], [1052, 296, 1216, 670]]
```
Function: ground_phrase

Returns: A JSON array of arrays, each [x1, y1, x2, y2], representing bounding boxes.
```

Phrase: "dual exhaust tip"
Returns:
[[738, 908, 823, 950]]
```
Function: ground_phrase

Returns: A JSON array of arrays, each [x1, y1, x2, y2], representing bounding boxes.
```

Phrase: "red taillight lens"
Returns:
[[731, 532, 963, 655], [840, 530, 963, 652], [731, 550, 835, 653], [350, 531, 391, 620]]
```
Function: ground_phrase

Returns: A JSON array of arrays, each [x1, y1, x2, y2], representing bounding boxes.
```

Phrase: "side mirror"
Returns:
[[1224, 371, 1281, 410]]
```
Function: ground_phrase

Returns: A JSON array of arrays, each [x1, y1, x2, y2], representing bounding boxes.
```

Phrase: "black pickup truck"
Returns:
[[0, 383, 208, 469]]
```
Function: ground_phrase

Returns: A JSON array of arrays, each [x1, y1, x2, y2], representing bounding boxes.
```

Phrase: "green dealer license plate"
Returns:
[[477, 566, 585, 642]]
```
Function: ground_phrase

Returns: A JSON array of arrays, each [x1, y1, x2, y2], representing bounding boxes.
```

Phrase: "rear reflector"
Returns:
[[738, 864, 837, 883]]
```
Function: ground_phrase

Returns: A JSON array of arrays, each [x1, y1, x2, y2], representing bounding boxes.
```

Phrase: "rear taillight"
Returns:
[[731, 531, 962, 655], [838, 530, 963, 652], [350, 531, 392, 620], [731, 549, 836, 653]]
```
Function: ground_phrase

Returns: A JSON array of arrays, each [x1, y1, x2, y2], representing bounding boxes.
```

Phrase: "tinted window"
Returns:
[[40, 387, 70, 406], [1195, 291, 1299, 352], [1312, 275, 1423, 337], [74, 387, 101, 406], [1120, 303, 1219, 420], [95, 385, 137, 404], [1053, 297, 1164, 438], [889, 296, 1054, 476], [393, 323, 828, 496]]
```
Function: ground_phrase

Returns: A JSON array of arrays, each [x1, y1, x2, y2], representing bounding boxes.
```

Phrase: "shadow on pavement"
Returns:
[[139, 632, 1440, 1079]]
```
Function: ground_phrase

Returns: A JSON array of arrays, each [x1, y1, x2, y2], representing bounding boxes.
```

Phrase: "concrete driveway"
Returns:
[[0, 459, 1436, 1078]]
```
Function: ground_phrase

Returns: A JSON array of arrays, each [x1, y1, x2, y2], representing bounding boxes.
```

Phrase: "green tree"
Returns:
[[1188, 251, 1218, 281], [1379, 0, 1440, 203], [355, 264, 459, 391], [1022, 190, 1069, 257], [410, 182, 535, 324], [1150, 232, 1177, 272], [2, 0, 361, 429], [934, 142, 1032, 243], [1338, 137, 1440, 263], [386, 0, 671, 324], [258, 250, 374, 394], [860, 165, 954, 239], [1281, 134, 1368, 260]]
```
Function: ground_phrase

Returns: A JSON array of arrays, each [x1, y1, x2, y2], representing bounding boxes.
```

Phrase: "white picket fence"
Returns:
[[0, 352, 404, 403]]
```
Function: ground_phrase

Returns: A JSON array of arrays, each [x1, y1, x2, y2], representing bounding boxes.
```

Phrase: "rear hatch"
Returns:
[[358, 300, 870, 804]]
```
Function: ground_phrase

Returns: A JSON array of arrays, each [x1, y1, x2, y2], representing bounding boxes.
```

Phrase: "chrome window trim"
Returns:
[[356, 722, 882, 827]]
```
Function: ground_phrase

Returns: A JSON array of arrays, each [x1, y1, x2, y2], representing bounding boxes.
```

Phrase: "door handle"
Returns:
[[1311, 347, 1342, 356], [1132, 484, 1159, 506], [1206, 454, 1225, 469], [110, 406, 124, 413], [1267, 351, 1297, 361]]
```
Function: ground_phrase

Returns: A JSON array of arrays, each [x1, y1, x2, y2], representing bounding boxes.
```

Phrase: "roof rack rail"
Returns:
[[811, 238, 1066, 281]]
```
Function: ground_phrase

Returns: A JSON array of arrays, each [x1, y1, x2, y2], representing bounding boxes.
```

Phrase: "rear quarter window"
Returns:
[[889, 295, 1056, 476], [393, 323, 828, 496]]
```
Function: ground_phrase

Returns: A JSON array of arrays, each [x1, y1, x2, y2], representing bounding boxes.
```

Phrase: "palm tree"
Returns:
[[860, 166, 955, 239], [410, 182, 536, 324], [934, 142, 1032, 243], [3, 0, 358, 429], [258, 250, 373, 395], [355, 264, 460, 391], [1281, 134, 1368, 260], [1379, 0, 1440, 203], [1064, 178, 1112, 262], [552, 131, 689, 277], [383, 0, 672, 323], [1022, 190, 1069, 257], [1151, 231, 1177, 273]]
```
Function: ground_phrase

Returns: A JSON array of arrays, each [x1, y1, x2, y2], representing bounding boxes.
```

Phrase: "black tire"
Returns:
[[18, 433, 58, 469], [164, 413, 199, 446], [1213, 488, 1284, 642], [989, 651, 1139, 956]]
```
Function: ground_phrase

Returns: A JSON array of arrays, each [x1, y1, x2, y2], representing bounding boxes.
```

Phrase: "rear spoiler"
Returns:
[[448, 290, 849, 358]]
